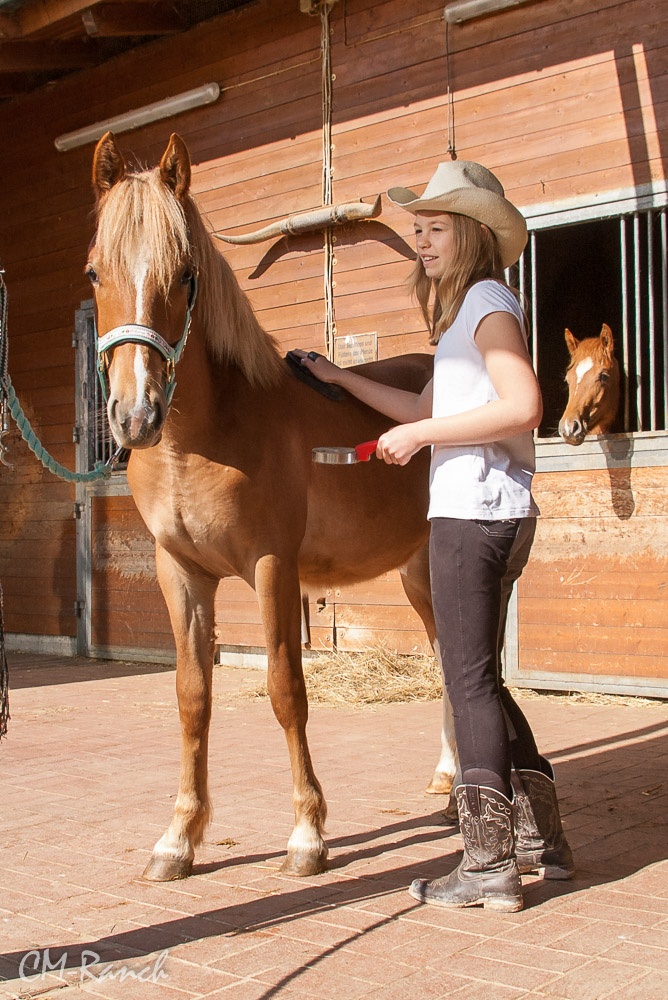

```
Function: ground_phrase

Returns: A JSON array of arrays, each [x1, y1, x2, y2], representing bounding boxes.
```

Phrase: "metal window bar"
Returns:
[[662, 210, 668, 430], [81, 308, 125, 471], [633, 212, 643, 429], [91, 320, 116, 468], [530, 230, 538, 374], [647, 211, 656, 430], [624, 207, 667, 434], [620, 215, 630, 429], [516, 230, 538, 373]]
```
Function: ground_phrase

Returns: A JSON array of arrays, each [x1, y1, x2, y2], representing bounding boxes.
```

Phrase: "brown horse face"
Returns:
[[87, 261, 196, 449], [558, 324, 620, 445], [88, 131, 195, 450]]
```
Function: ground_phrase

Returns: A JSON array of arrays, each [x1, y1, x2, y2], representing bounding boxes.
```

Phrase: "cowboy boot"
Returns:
[[512, 757, 575, 880], [409, 785, 523, 912]]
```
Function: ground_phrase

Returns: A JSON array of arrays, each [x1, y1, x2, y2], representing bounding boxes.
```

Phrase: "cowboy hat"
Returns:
[[387, 160, 527, 268]]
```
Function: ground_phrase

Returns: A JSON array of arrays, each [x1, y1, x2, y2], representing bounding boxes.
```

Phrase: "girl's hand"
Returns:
[[376, 424, 424, 465], [292, 349, 342, 384]]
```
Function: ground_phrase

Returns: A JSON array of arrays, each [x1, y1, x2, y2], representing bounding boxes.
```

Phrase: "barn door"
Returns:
[[73, 302, 180, 661]]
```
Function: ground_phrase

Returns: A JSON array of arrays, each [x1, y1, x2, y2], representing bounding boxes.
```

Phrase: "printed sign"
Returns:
[[333, 333, 378, 368]]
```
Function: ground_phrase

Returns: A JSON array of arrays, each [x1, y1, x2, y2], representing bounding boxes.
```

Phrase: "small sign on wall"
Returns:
[[333, 333, 378, 368]]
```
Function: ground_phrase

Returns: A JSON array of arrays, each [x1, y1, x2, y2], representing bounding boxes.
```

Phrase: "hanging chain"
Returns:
[[1, 271, 13, 468], [321, 1, 337, 359]]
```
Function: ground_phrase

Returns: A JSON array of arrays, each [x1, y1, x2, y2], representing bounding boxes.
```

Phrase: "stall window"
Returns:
[[519, 208, 667, 438], [75, 302, 128, 474]]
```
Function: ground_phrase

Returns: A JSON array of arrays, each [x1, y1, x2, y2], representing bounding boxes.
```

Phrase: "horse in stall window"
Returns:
[[88, 131, 457, 880], [558, 324, 620, 445]]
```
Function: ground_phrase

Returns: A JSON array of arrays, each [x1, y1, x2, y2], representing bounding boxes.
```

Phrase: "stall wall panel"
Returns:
[[516, 466, 668, 687], [90, 496, 173, 653]]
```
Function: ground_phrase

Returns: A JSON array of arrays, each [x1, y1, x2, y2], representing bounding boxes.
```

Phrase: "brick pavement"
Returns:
[[0, 651, 666, 1000]]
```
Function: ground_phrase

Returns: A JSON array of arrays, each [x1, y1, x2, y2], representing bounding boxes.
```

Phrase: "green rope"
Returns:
[[4, 378, 115, 483], [1, 272, 116, 483]]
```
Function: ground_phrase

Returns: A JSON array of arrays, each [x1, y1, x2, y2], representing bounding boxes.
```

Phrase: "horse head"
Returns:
[[558, 323, 620, 445], [88, 132, 198, 450]]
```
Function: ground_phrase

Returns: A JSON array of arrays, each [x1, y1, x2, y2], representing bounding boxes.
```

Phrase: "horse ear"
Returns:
[[159, 133, 191, 200], [92, 131, 126, 198], [564, 328, 579, 356], [600, 323, 615, 357]]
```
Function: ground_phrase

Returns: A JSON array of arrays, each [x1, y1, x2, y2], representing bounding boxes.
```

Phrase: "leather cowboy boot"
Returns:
[[409, 785, 523, 912], [512, 757, 575, 880]]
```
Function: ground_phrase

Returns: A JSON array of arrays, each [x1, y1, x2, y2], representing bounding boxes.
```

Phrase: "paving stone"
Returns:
[[1, 652, 667, 999]]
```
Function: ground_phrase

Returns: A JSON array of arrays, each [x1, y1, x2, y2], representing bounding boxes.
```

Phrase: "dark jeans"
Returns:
[[429, 517, 541, 797]]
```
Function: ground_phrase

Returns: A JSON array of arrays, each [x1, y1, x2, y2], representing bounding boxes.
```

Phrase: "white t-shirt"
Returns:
[[428, 280, 539, 521]]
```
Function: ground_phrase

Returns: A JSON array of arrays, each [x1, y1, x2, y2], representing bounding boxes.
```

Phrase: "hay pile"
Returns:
[[247, 646, 443, 705], [241, 649, 666, 709]]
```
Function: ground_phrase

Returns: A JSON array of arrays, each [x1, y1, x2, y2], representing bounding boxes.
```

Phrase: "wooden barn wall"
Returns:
[[0, 0, 665, 679], [517, 464, 668, 691], [89, 495, 172, 655]]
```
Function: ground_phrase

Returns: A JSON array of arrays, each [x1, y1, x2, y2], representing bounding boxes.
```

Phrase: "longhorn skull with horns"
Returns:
[[214, 196, 382, 245]]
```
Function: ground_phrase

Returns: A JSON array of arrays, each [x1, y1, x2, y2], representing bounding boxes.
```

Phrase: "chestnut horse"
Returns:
[[88, 132, 456, 880], [559, 324, 620, 445]]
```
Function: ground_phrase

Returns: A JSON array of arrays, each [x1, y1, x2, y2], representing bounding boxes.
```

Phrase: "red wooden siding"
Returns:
[[0, 0, 665, 688], [517, 466, 668, 684], [89, 496, 173, 654]]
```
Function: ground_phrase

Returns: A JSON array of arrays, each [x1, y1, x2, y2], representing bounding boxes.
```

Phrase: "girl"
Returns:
[[297, 160, 574, 912]]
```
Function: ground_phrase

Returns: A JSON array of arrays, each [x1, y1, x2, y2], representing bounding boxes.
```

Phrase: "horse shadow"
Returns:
[[598, 432, 635, 520], [1, 719, 666, 987]]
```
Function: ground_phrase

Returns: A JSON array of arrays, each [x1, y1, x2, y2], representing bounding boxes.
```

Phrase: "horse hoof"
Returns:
[[425, 771, 454, 795], [280, 848, 328, 877], [142, 855, 193, 881]]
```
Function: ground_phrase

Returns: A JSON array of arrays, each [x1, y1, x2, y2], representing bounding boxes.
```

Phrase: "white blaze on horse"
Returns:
[[88, 131, 456, 881], [558, 324, 620, 445]]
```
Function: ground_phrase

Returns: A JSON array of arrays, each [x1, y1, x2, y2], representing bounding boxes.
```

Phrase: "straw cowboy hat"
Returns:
[[387, 160, 527, 268]]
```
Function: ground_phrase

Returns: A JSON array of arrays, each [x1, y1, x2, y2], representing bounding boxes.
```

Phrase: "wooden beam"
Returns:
[[0, 12, 20, 40], [82, 3, 185, 37], [15, 1, 105, 38], [0, 74, 39, 97], [0, 41, 99, 72]]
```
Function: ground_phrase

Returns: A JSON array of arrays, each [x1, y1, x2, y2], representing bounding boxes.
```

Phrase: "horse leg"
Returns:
[[142, 546, 217, 881], [400, 543, 458, 795], [255, 554, 328, 876], [427, 639, 458, 795]]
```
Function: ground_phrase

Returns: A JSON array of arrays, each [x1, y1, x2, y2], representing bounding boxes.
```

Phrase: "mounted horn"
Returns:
[[214, 196, 382, 245]]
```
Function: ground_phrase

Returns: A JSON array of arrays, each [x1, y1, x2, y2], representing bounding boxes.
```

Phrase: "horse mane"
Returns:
[[94, 167, 284, 389]]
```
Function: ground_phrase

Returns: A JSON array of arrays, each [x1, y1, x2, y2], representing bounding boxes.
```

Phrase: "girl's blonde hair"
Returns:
[[410, 212, 522, 345]]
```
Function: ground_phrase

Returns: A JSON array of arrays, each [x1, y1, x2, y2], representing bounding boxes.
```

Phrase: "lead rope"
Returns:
[[0, 271, 120, 483], [0, 273, 9, 737]]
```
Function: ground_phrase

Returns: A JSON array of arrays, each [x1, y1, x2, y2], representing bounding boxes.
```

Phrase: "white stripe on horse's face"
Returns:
[[134, 259, 150, 323], [131, 259, 152, 407], [575, 357, 594, 386], [133, 345, 149, 408]]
